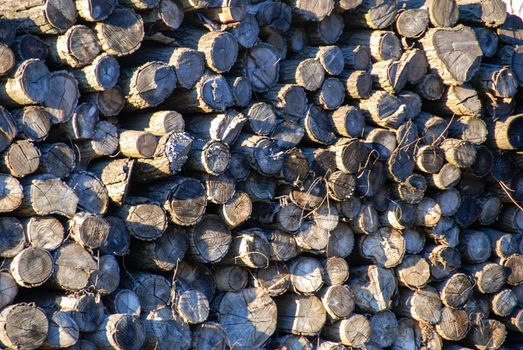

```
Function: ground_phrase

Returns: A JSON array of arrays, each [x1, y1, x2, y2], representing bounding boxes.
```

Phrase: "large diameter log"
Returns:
[[134, 131, 193, 183], [288, 256, 324, 294], [95, 8, 144, 57], [435, 307, 470, 341], [85, 314, 145, 350], [0, 59, 50, 107], [199, 31, 239, 74], [17, 175, 78, 217], [343, 0, 397, 29], [163, 72, 233, 112], [10, 247, 53, 288], [358, 227, 406, 268], [217, 288, 276, 349], [12, 34, 48, 62], [436, 273, 474, 308], [0, 0, 76, 34], [348, 265, 397, 313], [275, 294, 326, 336], [50, 242, 96, 291], [44, 71, 80, 124], [420, 25, 483, 85], [0, 303, 48, 350]]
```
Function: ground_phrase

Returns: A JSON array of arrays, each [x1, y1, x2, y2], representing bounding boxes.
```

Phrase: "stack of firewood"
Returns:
[[0, 0, 522, 349]]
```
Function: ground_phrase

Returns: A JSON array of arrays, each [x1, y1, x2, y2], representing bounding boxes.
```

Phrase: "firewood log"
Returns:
[[142, 307, 192, 350], [0, 140, 40, 178], [50, 242, 96, 291], [0, 44, 15, 77], [118, 197, 167, 241], [275, 293, 326, 335], [89, 254, 120, 295], [22, 216, 63, 251], [435, 272, 474, 308], [465, 319, 506, 350], [306, 13, 344, 45], [104, 289, 141, 316], [340, 30, 402, 61], [42, 311, 79, 349], [8, 247, 52, 288], [495, 45, 523, 86], [99, 217, 130, 256], [241, 43, 280, 93], [12, 33, 48, 61], [17, 175, 78, 218], [35, 142, 76, 178], [243, 102, 277, 136], [462, 262, 505, 294], [393, 318, 443, 350], [214, 265, 248, 292], [339, 45, 370, 70], [0, 0, 77, 35], [473, 27, 499, 58], [0, 174, 23, 213], [142, 0, 184, 32], [66, 54, 120, 93], [84, 87, 125, 117], [423, 244, 461, 281], [0, 303, 48, 350], [67, 171, 109, 214], [396, 254, 431, 289], [435, 307, 470, 341], [348, 265, 397, 313], [458, 229, 492, 263], [502, 254, 523, 286], [12, 106, 51, 142], [216, 288, 276, 348], [252, 262, 290, 296], [456, 0, 507, 28], [76, 0, 117, 22], [45, 25, 100, 68], [85, 313, 145, 350], [395, 8, 429, 39], [420, 25, 483, 85], [121, 272, 171, 313], [279, 57, 325, 91], [0, 59, 50, 107], [357, 227, 406, 268], [95, 8, 144, 57], [343, 0, 397, 29], [67, 211, 110, 249], [317, 284, 354, 320], [322, 314, 371, 347]]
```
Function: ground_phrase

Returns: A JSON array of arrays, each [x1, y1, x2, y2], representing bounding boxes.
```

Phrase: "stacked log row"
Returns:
[[0, 0, 522, 349]]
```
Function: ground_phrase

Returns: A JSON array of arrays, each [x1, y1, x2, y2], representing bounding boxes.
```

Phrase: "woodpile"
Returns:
[[0, 0, 522, 349]]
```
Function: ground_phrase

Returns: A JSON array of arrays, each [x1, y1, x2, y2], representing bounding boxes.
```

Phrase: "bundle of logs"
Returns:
[[0, 0, 523, 349]]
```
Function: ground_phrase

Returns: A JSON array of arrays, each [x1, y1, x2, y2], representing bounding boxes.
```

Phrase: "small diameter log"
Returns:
[[226, 76, 252, 108], [427, 84, 482, 117], [394, 287, 442, 324], [118, 198, 167, 241], [262, 84, 307, 122], [318, 284, 355, 320], [85, 314, 145, 350], [329, 105, 365, 139], [348, 265, 397, 313], [429, 163, 462, 190], [359, 90, 408, 129], [122, 272, 171, 313], [503, 254, 523, 286], [221, 229, 271, 268], [322, 314, 371, 348], [278, 57, 325, 91], [341, 30, 401, 61], [215, 265, 248, 292], [394, 318, 443, 350], [67, 212, 109, 249], [118, 110, 184, 137], [403, 228, 426, 255], [100, 216, 130, 257], [369, 311, 399, 348], [0, 174, 23, 213], [0, 107, 17, 153], [393, 174, 427, 204], [51, 242, 96, 291], [186, 110, 246, 146], [253, 262, 291, 296], [175, 289, 209, 325], [505, 308, 523, 333], [84, 87, 125, 117], [441, 138, 477, 168], [420, 25, 482, 85], [217, 288, 276, 349], [314, 77, 345, 110], [358, 227, 406, 268], [449, 116, 488, 145], [43, 311, 79, 349], [436, 273, 474, 308], [66, 54, 120, 92], [43, 71, 79, 124], [487, 114, 523, 150], [343, 0, 397, 29], [327, 171, 356, 201], [487, 288, 517, 317], [46, 25, 100, 68], [17, 175, 78, 218], [12, 106, 52, 142], [12, 34, 48, 61], [473, 64, 518, 98], [0, 0, 76, 35], [104, 289, 141, 316], [0, 140, 40, 178], [95, 8, 144, 57], [118, 130, 157, 159], [0, 43, 15, 76], [89, 158, 134, 207], [88, 254, 119, 295], [425, 0, 459, 27], [496, 204, 523, 232], [370, 59, 409, 93], [483, 228, 519, 259], [456, 0, 507, 27], [219, 191, 252, 228], [288, 256, 324, 294], [234, 133, 283, 176], [242, 43, 280, 93], [133, 131, 193, 183], [275, 293, 326, 336], [188, 214, 231, 264], [413, 72, 445, 100], [243, 102, 276, 136], [191, 322, 228, 350], [477, 194, 501, 226], [0, 59, 50, 107], [474, 27, 500, 58], [142, 307, 192, 350], [458, 230, 492, 264], [435, 307, 470, 341], [416, 197, 442, 228], [395, 8, 429, 38], [23, 216, 63, 251], [465, 319, 506, 350], [306, 13, 344, 45], [186, 139, 230, 175], [427, 217, 460, 247], [120, 61, 176, 110], [67, 171, 109, 214], [463, 262, 505, 294], [321, 257, 349, 286], [397, 254, 431, 289], [76, 0, 116, 22], [415, 145, 444, 174], [0, 303, 48, 350], [270, 335, 312, 350], [163, 72, 233, 113], [36, 143, 75, 179], [141, 0, 184, 32], [271, 120, 305, 150], [423, 245, 461, 281], [294, 220, 329, 253], [10, 247, 53, 288]]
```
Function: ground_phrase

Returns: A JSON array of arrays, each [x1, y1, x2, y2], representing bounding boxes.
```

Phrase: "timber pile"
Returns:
[[0, 0, 522, 349]]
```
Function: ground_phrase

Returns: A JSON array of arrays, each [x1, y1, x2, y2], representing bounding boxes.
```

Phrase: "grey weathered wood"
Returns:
[[84, 87, 125, 117], [46, 25, 100, 68], [121, 272, 171, 313], [262, 83, 307, 121], [242, 43, 280, 92], [340, 30, 402, 61], [435, 306, 470, 341], [9, 247, 53, 287], [188, 214, 231, 263], [76, 0, 117, 21], [0, 59, 51, 107], [348, 265, 397, 313], [104, 289, 141, 316], [423, 244, 461, 281], [456, 0, 507, 28], [0, 303, 48, 350], [279, 57, 325, 91], [395, 8, 429, 38], [89, 254, 120, 295], [118, 197, 167, 241], [44, 71, 80, 124], [186, 110, 246, 145], [100, 216, 130, 256], [12, 34, 47, 62], [95, 8, 144, 57], [275, 293, 326, 336], [85, 313, 145, 350], [142, 307, 192, 350], [43, 311, 79, 349], [343, 0, 397, 29], [50, 242, 96, 291]]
